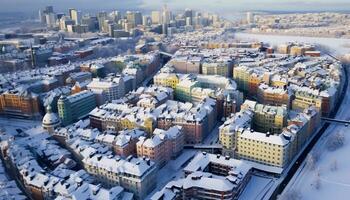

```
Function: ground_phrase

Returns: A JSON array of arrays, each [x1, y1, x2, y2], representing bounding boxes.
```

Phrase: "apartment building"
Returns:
[[257, 83, 291, 108], [83, 154, 157, 199], [0, 88, 41, 119], [87, 76, 125, 102], [153, 72, 180, 89], [152, 152, 252, 200], [137, 126, 184, 167], [58, 90, 97, 126]]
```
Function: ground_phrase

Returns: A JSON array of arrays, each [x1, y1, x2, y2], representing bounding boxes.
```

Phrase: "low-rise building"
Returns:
[[83, 154, 157, 199], [137, 126, 184, 167], [152, 152, 252, 200], [0, 88, 41, 119]]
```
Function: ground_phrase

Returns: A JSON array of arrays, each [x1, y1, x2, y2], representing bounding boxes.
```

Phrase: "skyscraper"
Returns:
[[70, 9, 82, 25], [97, 12, 107, 31], [184, 8, 193, 25], [247, 12, 255, 24], [151, 11, 161, 24], [126, 11, 142, 27], [162, 5, 172, 24], [46, 13, 57, 28]]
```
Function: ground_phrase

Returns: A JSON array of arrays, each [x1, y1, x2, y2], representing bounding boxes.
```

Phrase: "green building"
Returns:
[[175, 79, 199, 102], [58, 90, 97, 126]]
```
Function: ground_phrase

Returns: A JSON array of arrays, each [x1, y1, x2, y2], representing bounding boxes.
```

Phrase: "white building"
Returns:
[[87, 76, 125, 102]]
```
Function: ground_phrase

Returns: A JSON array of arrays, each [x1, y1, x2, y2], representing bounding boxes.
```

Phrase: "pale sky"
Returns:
[[0, 0, 349, 13]]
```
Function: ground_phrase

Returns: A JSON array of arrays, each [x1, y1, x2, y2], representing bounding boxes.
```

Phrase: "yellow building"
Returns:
[[292, 89, 322, 112], [236, 129, 294, 168], [219, 109, 253, 152], [253, 103, 288, 135], [153, 72, 180, 89], [233, 66, 252, 92]]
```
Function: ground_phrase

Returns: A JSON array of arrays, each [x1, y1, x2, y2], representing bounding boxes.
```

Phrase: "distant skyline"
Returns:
[[0, 0, 350, 13]]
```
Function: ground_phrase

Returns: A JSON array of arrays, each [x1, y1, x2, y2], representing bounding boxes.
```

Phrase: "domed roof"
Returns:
[[42, 106, 60, 127]]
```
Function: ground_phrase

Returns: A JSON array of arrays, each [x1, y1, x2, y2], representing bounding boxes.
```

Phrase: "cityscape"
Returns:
[[0, 1, 350, 200]]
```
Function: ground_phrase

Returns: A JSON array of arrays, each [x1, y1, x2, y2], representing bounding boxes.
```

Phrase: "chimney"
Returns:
[[126, 155, 133, 162], [77, 179, 83, 187]]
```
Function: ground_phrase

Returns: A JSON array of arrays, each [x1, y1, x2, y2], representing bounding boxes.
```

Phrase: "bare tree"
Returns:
[[330, 160, 338, 171], [279, 189, 302, 200], [307, 150, 321, 170], [313, 171, 321, 190], [327, 132, 345, 151]]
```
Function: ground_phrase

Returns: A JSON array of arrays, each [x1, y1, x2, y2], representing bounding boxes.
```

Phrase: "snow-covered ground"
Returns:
[[235, 32, 350, 56], [240, 175, 277, 200], [146, 149, 197, 199], [0, 117, 42, 136]]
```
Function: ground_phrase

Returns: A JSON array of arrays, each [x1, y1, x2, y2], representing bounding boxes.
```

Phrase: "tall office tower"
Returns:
[[69, 8, 74, 19], [247, 12, 255, 24], [162, 23, 168, 35], [39, 5, 54, 25], [184, 8, 193, 24], [59, 16, 74, 31], [162, 5, 172, 24], [186, 17, 192, 26], [111, 10, 121, 22], [212, 14, 220, 24], [126, 11, 142, 27], [71, 9, 82, 25], [45, 6, 54, 13], [126, 11, 135, 28], [46, 13, 57, 28], [142, 16, 150, 26], [97, 12, 107, 31], [151, 11, 161, 24], [82, 16, 98, 32], [38, 10, 46, 24]]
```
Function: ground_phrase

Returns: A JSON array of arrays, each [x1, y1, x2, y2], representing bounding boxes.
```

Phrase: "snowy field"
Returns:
[[235, 32, 350, 56]]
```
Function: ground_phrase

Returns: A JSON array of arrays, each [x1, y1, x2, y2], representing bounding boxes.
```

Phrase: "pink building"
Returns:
[[113, 129, 145, 158], [153, 126, 184, 158], [137, 126, 184, 167]]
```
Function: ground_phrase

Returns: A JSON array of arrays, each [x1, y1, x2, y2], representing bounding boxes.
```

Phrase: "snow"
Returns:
[[146, 150, 196, 199], [0, 117, 42, 136], [239, 175, 276, 200], [235, 32, 350, 55]]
